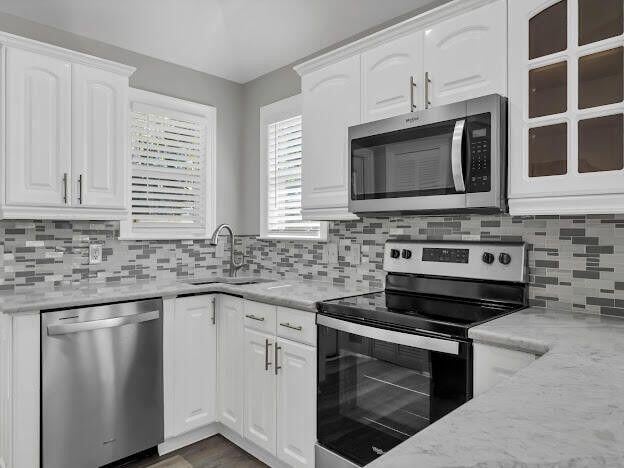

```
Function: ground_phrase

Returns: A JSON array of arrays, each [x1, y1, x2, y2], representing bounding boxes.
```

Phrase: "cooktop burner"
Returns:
[[318, 290, 523, 339]]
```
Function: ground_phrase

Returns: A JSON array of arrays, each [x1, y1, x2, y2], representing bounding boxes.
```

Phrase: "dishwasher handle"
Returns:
[[47, 310, 160, 336]]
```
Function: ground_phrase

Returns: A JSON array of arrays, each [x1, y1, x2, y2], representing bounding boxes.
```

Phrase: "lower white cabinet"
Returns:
[[473, 342, 537, 396], [243, 328, 277, 454], [216, 295, 245, 434], [276, 338, 316, 468], [165, 295, 217, 438]]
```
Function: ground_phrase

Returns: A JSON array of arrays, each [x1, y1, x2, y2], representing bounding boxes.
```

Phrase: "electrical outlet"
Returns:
[[89, 244, 102, 265], [350, 244, 361, 265], [215, 242, 225, 258], [326, 243, 338, 264]]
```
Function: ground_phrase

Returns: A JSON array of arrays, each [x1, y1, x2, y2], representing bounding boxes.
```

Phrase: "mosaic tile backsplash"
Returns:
[[1, 214, 624, 317]]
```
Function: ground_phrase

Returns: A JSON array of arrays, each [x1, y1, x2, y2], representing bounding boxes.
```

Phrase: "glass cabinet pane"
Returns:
[[579, 0, 623, 46], [529, 62, 567, 118], [579, 47, 623, 109], [529, 0, 567, 59], [578, 114, 623, 173], [529, 123, 568, 177]]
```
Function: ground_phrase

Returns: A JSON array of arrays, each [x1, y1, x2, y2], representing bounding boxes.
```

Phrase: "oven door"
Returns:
[[316, 315, 472, 467]]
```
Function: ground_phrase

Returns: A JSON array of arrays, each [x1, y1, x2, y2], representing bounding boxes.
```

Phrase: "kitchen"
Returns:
[[1, 0, 624, 467]]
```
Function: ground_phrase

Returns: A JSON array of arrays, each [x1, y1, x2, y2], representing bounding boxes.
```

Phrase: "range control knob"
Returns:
[[499, 252, 512, 265], [482, 252, 495, 264], [401, 249, 412, 259], [390, 248, 401, 259]]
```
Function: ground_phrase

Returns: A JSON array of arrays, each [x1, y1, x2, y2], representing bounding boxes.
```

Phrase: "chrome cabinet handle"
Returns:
[[410, 76, 417, 111], [265, 338, 272, 371], [245, 314, 265, 322], [451, 119, 466, 193], [47, 310, 160, 336], [280, 322, 302, 331], [78, 174, 83, 204], [425, 71, 432, 109], [62, 173, 69, 204], [275, 344, 281, 375]]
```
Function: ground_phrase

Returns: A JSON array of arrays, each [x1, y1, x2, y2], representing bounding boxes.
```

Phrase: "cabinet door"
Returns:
[[5, 47, 71, 206], [509, 0, 624, 213], [301, 55, 360, 220], [424, 0, 506, 107], [361, 32, 424, 122], [72, 64, 127, 209], [243, 328, 276, 455], [473, 342, 536, 396], [172, 296, 216, 435], [276, 338, 316, 468], [217, 295, 245, 435]]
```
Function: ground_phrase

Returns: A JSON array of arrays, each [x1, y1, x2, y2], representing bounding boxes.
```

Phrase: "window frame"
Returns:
[[120, 88, 216, 240], [259, 95, 327, 241]]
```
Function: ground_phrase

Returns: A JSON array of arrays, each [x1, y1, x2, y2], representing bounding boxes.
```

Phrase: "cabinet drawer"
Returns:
[[243, 300, 276, 334], [276, 307, 316, 346]]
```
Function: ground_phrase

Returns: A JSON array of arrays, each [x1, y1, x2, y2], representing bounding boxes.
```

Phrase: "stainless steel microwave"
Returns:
[[348, 94, 507, 215]]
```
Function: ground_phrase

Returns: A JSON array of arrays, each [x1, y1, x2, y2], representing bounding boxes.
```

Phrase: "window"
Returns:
[[120, 89, 216, 239], [260, 95, 326, 240]]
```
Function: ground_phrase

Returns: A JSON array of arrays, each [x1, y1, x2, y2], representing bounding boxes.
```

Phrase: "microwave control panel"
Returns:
[[466, 114, 491, 193]]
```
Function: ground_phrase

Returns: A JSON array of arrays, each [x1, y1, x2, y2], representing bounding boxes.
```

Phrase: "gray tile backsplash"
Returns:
[[1, 214, 624, 317]]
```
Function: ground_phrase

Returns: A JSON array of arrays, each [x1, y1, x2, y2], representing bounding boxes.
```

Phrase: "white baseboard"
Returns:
[[158, 423, 219, 456]]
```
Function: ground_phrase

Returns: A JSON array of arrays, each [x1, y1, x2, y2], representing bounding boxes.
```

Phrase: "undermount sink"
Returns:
[[187, 277, 275, 286]]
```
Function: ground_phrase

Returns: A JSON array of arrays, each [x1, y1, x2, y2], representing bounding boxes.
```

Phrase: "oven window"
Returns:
[[351, 119, 458, 200], [317, 324, 470, 466]]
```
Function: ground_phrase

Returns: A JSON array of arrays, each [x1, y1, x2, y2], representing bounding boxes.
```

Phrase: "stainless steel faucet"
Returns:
[[210, 223, 245, 277]]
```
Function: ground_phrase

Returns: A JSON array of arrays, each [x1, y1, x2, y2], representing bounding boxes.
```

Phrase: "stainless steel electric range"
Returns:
[[315, 240, 528, 467]]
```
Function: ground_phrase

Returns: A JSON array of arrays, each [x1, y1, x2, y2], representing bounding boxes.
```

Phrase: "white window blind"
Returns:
[[266, 114, 320, 237], [130, 105, 205, 228]]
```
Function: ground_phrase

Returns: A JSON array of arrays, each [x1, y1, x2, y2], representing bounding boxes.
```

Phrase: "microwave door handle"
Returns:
[[451, 119, 466, 193]]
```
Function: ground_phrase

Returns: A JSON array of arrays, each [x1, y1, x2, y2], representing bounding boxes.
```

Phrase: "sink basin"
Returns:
[[187, 277, 275, 286]]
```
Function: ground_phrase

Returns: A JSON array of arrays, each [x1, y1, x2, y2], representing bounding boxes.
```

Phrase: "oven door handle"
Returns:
[[317, 315, 460, 355], [451, 119, 466, 193]]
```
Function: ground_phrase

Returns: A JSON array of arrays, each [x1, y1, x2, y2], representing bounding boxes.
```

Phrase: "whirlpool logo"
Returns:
[[372, 446, 385, 456], [405, 116, 419, 125]]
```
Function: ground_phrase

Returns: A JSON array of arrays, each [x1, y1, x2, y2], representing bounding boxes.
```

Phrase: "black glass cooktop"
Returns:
[[317, 290, 523, 339]]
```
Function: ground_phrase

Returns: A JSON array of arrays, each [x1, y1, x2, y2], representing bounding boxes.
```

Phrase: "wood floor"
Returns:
[[113, 435, 267, 468]]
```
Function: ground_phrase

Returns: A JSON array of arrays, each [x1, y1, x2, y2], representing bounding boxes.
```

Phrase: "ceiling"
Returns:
[[0, 0, 442, 83]]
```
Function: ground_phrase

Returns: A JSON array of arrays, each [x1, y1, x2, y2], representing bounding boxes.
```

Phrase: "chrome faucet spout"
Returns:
[[209, 223, 245, 277]]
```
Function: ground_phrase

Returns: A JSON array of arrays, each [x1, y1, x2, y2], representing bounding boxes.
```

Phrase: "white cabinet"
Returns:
[[300, 55, 361, 220], [1, 36, 134, 220], [508, 0, 624, 214], [164, 295, 217, 438], [243, 327, 277, 454], [72, 64, 127, 209], [361, 32, 423, 122], [423, 0, 507, 107], [5, 47, 72, 208], [276, 338, 316, 468], [473, 342, 536, 396], [217, 295, 245, 435]]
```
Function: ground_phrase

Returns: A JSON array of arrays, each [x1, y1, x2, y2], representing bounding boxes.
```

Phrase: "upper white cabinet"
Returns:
[[300, 55, 361, 220], [509, 0, 624, 214], [361, 32, 424, 122], [1, 34, 135, 220], [295, 0, 507, 220], [5, 47, 72, 208], [423, 0, 507, 107], [72, 64, 127, 209]]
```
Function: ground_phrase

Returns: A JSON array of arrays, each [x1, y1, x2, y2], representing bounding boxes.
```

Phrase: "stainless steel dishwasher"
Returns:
[[41, 298, 164, 468]]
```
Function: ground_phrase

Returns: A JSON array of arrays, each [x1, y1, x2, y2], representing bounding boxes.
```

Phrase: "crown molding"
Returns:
[[0, 31, 136, 77], [293, 0, 498, 76]]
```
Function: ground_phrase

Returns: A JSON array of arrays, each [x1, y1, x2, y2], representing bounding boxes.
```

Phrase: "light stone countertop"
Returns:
[[367, 307, 624, 468], [0, 275, 379, 313]]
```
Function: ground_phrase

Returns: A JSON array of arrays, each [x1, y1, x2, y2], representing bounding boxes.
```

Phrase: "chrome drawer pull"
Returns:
[[245, 314, 265, 322], [280, 322, 302, 331], [265, 338, 272, 370], [275, 344, 281, 375]]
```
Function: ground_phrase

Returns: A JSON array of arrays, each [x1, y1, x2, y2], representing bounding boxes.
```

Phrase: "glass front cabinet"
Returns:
[[508, 0, 624, 214]]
